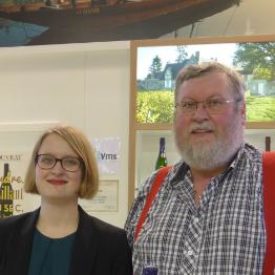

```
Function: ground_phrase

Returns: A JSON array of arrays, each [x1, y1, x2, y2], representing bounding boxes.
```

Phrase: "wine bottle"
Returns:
[[265, 136, 271, 151], [155, 137, 168, 170], [0, 163, 14, 218]]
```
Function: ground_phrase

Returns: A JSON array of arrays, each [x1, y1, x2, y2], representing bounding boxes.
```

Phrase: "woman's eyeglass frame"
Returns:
[[35, 154, 83, 172]]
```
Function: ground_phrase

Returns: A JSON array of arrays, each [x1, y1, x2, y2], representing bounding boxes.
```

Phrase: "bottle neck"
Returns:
[[159, 140, 165, 154], [159, 149, 165, 156]]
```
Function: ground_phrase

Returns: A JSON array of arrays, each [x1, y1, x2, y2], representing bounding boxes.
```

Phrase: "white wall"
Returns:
[[0, 41, 130, 228]]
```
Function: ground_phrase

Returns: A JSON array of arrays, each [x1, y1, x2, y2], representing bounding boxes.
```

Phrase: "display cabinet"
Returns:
[[128, 35, 275, 207]]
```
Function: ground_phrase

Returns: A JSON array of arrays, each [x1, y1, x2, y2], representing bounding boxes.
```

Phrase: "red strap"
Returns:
[[263, 151, 275, 275], [134, 166, 171, 241]]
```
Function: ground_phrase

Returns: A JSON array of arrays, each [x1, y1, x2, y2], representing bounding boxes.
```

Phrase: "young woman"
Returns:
[[0, 125, 132, 275]]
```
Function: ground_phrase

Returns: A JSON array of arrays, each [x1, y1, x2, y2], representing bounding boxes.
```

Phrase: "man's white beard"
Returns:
[[180, 137, 231, 170], [176, 121, 244, 170]]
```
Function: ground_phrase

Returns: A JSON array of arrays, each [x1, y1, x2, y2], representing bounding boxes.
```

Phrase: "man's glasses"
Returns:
[[175, 98, 241, 115], [36, 154, 82, 172]]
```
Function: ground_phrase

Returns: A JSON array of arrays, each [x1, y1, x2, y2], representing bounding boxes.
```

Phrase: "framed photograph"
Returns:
[[80, 179, 119, 212], [130, 35, 275, 129], [128, 35, 275, 205], [0, 0, 274, 46]]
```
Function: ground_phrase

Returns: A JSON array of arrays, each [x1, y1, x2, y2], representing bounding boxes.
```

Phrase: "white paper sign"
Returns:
[[92, 137, 121, 175], [79, 180, 118, 212]]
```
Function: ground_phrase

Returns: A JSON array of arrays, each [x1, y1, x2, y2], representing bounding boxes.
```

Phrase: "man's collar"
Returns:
[[170, 143, 246, 186]]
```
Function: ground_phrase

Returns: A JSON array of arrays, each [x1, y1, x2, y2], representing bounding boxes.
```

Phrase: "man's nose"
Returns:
[[192, 103, 210, 120]]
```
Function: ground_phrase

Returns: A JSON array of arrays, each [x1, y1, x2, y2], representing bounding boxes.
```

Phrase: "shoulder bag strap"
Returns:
[[263, 151, 275, 275], [134, 166, 172, 241]]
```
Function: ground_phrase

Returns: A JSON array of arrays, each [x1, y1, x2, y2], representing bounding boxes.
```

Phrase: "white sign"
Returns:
[[92, 137, 121, 175], [79, 180, 118, 212]]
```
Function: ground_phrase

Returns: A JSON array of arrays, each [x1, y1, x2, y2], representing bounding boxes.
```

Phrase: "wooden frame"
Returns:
[[128, 35, 275, 207]]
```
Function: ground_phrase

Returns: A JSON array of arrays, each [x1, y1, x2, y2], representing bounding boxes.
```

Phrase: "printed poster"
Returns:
[[92, 137, 121, 175], [0, 152, 28, 217]]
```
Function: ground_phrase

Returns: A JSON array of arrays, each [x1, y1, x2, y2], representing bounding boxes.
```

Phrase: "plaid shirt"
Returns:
[[125, 144, 266, 275]]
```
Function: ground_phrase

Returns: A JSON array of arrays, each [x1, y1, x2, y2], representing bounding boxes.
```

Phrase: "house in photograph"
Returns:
[[238, 69, 275, 97], [139, 51, 199, 91]]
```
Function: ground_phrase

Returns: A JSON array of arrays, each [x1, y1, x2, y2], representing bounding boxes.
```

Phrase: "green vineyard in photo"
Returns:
[[246, 96, 275, 121]]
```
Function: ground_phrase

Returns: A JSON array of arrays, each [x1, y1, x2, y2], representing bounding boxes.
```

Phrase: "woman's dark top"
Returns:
[[0, 207, 132, 275], [28, 229, 76, 275]]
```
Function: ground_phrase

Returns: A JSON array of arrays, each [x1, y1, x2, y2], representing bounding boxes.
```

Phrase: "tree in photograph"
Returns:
[[233, 42, 275, 80], [147, 55, 162, 79], [136, 91, 174, 123], [176, 46, 188, 62]]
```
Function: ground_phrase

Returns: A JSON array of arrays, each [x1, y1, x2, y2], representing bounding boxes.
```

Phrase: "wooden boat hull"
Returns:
[[0, 0, 238, 44]]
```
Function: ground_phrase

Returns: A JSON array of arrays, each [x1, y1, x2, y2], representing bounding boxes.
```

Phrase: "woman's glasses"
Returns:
[[36, 154, 82, 172]]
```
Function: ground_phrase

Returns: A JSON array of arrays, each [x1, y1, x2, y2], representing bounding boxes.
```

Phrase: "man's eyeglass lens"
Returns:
[[175, 99, 236, 114]]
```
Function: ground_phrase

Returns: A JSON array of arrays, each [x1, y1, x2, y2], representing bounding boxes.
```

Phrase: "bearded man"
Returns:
[[125, 62, 266, 275]]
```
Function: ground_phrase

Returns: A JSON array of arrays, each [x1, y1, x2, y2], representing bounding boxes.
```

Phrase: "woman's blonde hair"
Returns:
[[24, 125, 99, 199]]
